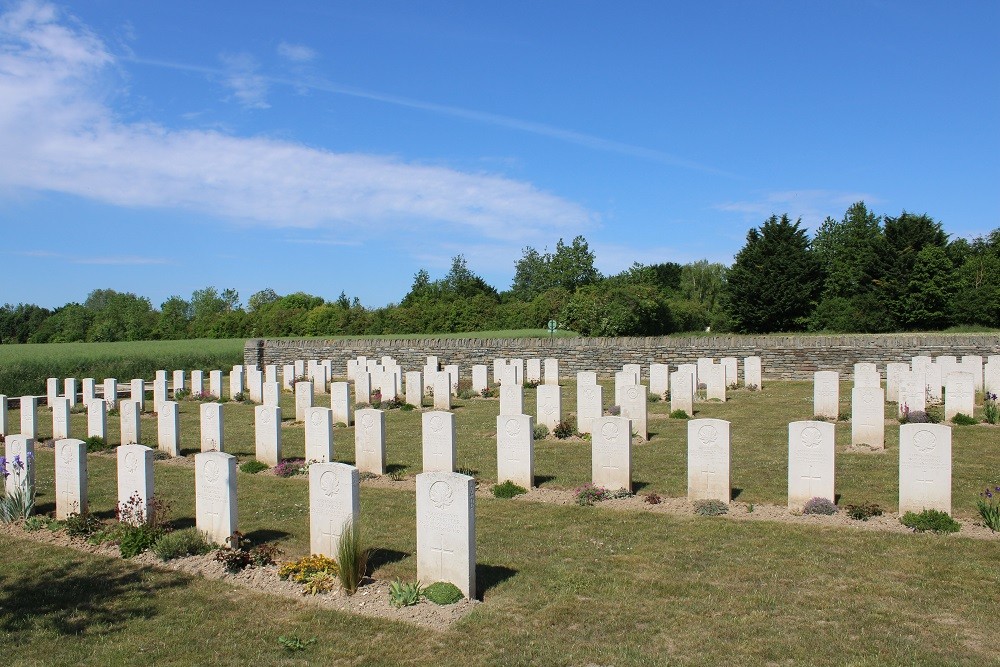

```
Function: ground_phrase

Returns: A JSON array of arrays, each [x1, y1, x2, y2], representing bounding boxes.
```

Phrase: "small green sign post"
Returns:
[[547, 319, 557, 341]]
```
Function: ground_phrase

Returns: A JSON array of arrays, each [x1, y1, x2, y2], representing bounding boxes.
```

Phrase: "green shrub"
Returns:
[[388, 579, 422, 608], [951, 412, 978, 426], [574, 483, 609, 506], [900, 509, 961, 534], [694, 499, 729, 516], [553, 419, 575, 439], [492, 481, 528, 499], [423, 581, 463, 605], [82, 435, 108, 452], [669, 409, 689, 419], [984, 393, 999, 424], [647, 393, 661, 403], [609, 487, 634, 499], [975, 486, 1000, 532], [119, 524, 161, 558], [239, 459, 269, 474], [152, 528, 212, 560], [845, 502, 884, 521], [802, 497, 838, 515], [533, 424, 549, 440], [64, 511, 103, 537]]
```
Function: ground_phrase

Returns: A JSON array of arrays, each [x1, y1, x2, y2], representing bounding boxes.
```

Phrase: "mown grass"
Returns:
[[0, 339, 245, 397], [269, 328, 580, 340]]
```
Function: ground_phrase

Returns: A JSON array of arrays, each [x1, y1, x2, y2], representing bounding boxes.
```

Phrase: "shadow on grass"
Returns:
[[386, 463, 408, 475], [632, 481, 651, 493], [368, 548, 410, 572], [475, 563, 517, 600], [242, 528, 291, 545], [34, 501, 56, 516], [534, 475, 556, 487], [731, 487, 743, 501], [0, 558, 186, 636]]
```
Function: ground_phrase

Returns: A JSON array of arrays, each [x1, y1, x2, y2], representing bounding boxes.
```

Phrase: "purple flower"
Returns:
[[988, 490, 995, 499]]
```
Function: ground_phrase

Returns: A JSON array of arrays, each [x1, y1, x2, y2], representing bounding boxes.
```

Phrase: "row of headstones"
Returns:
[[3, 435, 476, 598]]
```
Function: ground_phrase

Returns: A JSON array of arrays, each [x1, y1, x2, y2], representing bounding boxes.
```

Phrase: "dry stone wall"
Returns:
[[245, 334, 1000, 381]]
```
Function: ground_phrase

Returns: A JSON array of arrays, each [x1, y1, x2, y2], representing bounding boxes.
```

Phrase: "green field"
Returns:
[[1, 378, 998, 665]]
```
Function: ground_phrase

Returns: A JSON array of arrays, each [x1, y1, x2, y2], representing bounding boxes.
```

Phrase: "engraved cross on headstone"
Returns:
[[322, 516, 344, 554], [431, 532, 454, 579], [801, 464, 822, 497]]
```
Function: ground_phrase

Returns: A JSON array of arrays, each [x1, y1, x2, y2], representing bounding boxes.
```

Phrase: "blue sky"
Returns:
[[1, 1, 997, 310]]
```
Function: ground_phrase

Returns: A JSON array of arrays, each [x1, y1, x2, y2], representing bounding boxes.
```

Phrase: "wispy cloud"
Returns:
[[713, 190, 883, 229], [72, 256, 169, 265], [277, 41, 316, 63], [219, 52, 270, 109], [0, 2, 593, 245]]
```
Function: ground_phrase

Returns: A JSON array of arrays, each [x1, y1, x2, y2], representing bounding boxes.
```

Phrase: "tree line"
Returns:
[[2, 202, 996, 343]]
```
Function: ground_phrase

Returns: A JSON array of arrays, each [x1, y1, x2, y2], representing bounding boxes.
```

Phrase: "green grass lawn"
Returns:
[[2, 380, 999, 666]]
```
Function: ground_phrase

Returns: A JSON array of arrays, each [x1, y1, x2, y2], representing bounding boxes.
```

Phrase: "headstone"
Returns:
[[509, 359, 524, 385], [200, 402, 224, 452], [4, 434, 35, 498], [649, 363, 669, 398], [886, 363, 910, 405], [613, 371, 632, 406], [130, 378, 145, 411], [47, 378, 59, 406], [472, 365, 488, 394], [678, 363, 699, 390], [329, 382, 351, 426], [497, 414, 534, 489], [545, 357, 559, 385], [153, 374, 168, 413], [911, 355, 933, 372], [263, 380, 280, 407], [229, 367, 245, 399], [282, 364, 295, 391], [0, 395, 7, 436], [422, 411, 456, 472], [576, 383, 603, 434], [985, 361, 1000, 395], [433, 372, 452, 410], [619, 384, 648, 440], [355, 372, 371, 405], [309, 462, 360, 557], [117, 444, 154, 523], [526, 358, 541, 384], [936, 355, 959, 382], [899, 423, 952, 514], [500, 363, 518, 387], [158, 401, 180, 456], [87, 399, 106, 440], [416, 471, 475, 598], [247, 369, 263, 403], [119, 399, 141, 445], [294, 359, 305, 378], [209, 370, 223, 399], [313, 364, 329, 394], [536, 384, 561, 429], [191, 370, 205, 397], [405, 371, 423, 407], [492, 358, 504, 384], [295, 381, 314, 421], [787, 421, 835, 509], [445, 364, 460, 396], [577, 371, 597, 386], [854, 368, 881, 389], [195, 451, 238, 545], [425, 355, 438, 370], [670, 370, 694, 416], [19, 396, 37, 438], [499, 384, 524, 416], [961, 355, 984, 392], [254, 405, 281, 466], [696, 358, 713, 387], [52, 396, 70, 440], [924, 363, 943, 402], [706, 363, 727, 401], [173, 370, 186, 398], [743, 356, 762, 389], [265, 364, 278, 384], [103, 378, 118, 409], [592, 416, 632, 491], [346, 359, 359, 381], [720, 358, 738, 387], [944, 372, 975, 421], [813, 371, 840, 419], [304, 407, 334, 463], [687, 418, 731, 503], [54, 438, 87, 519], [851, 386, 885, 449], [898, 373, 926, 417], [355, 408, 386, 474], [82, 378, 96, 405], [64, 377, 78, 408]]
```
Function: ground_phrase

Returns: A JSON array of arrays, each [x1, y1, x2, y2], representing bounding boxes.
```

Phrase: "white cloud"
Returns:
[[219, 52, 270, 109], [72, 256, 169, 265], [0, 2, 593, 244], [277, 41, 316, 63], [713, 190, 883, 230]]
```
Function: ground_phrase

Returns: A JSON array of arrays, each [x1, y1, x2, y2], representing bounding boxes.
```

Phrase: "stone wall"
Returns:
[[246, 334, 1000, 381]]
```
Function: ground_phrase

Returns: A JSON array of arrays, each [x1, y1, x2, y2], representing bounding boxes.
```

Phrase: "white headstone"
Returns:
[[265, 364, 278, 383], [195, 451, 238, 545], [405, 371, 423, 407], [526, 359, 541, 383], [576, 382, 603, 434], [422, 411, 456, 472], [416, 471, 475, 598], [52, 396, 70, 440], [313, 364, 329, 394], [443, 364, 458, 396], [687, 418, 730, 503], [497, 414, 534, 489], [355, 372, 371, 405], [433, 372, 452, 410], [19, 396, 38, 439], [229, 368, 245, 399], [898, 372, 926, 417], [536, 384, 561, 430], [472, 365, 488, 394], [82, 378, 96, 405], [670, 370, 694, 416], [304, 407, 334, 463], [899, 423, 952, 514], [254, 405, 281, 466], [787, 421, 835, 509], [209, 370, 223, 399], [355, 408, 386, 475], [153, 375, 168, 413], [104, 378, 118, 409], [295, 381, 314, 421], [696, 358, 713, 387], [577, 371, 597, 386], [936, 355, 958, 382], [87, 399, 106, 440], [613, 371, 632, 406], [851, 386, 885, 449], [64, 377, 78, 408], [886, 363, 910, 405], [172, 370, 186, 398], [678, 363, 698, 390], [591, 416, 632, 491], [509, 359, 524, 385], [117, 444, 154, 524], [944, 372, 975, 421], [924, 363, 943, 402], [130, 378, 145, 411], [262, 380, 280, 407], [492, 358, 504, 385], [911, 355, 933, 372], [961, 355, 984, 392], [282, 364, 295, 391], [294, 359, 306, 378], [190, 370, 205, 397], [0, 395, 7, 436], [985, 361, 1000, 395], [743, 356, 762, 389], [543, 358, 559, 386], [119, 399, 141, 445], [309, 461, 360, 557], [720, 357, 738, 387], [157, 400, 180, 456], [46, 377, 59, 406], [55, 438, 87, 519], [813, 371, 840, 420], [649, 363, 669, 398], [499, 384, 524, 416], [330, 382, 352, 426], [619, 384, 648, 440], [706, 363, 727, 401], [199, 402, 224, 452], [4, 434, 34, 497]]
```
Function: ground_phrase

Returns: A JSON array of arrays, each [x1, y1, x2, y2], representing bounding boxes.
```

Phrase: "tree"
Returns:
[[510, 235, 601, 300], [247, 288, 279, 313], [898, 245, 955, 330], [725, 214, 821, 333], [156, 296, 191, 339], [882, 211, 950, 329], [950, 230, 1000, 327]]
